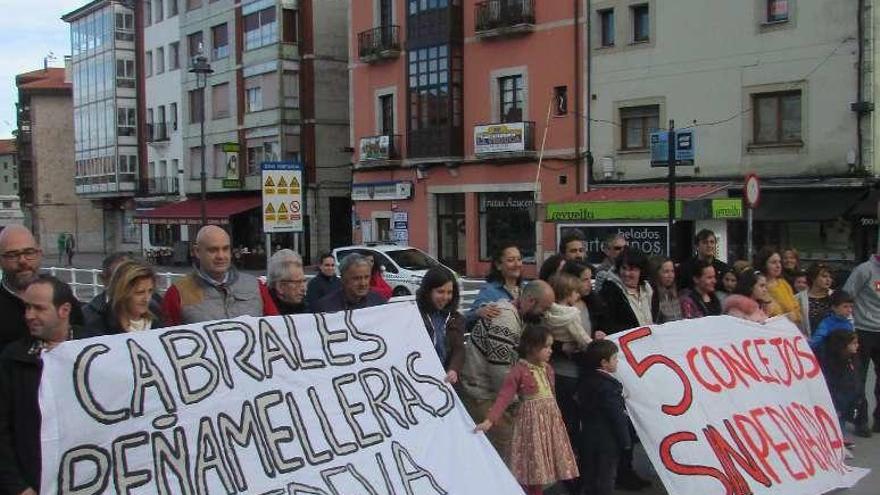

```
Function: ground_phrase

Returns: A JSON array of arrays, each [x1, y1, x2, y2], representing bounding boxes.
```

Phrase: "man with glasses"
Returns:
[[267, 249, 309, 314], [595, 233, 628, 289], [0, 226, 43, 352]]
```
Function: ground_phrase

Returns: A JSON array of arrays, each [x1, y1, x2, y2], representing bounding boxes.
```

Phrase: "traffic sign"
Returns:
[[261, 161, 304, 233], [744, 174, 761, 208], [650, 129, 695, 167]]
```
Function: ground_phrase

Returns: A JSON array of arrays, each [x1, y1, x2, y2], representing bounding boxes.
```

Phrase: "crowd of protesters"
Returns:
[[1, 221, 879, 495]]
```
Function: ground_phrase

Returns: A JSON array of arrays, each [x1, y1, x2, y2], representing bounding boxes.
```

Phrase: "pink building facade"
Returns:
[[350, 0, 584, 277]]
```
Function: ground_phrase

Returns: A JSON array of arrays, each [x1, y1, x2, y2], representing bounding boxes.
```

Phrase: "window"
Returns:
[[282, 8, 298, 43], [211, 23, 229, 60], [767, 0, 789, 23], [156, 46, 165, 74], [116, 59, 135, 87], [189, 147, 202, 178], [498, 75, 524, 123], [479, 192, 536, 262], [145, 51, 153, 77], [170, 102, 178, 130], [599, 9, 614, 47], [246, 87, 263, 112], [115, 13, 133, 30], [247, 145, 264, 175], [186, 0, 202, 11], [169, 42, 180, 69], [380, 94, 394, 135], [554, 86, 568, 116], [282, 71, 300, 107], [753, 91, 802, 145], [117, 108, 136, 136], [187, 31, 204, 61], [189, 88, 204, 123], [408, 44, 460, 130], [155, 0, 164, 22], [212, 145, 226, 178], [212, 83, 230, 119], [632, 4, 649, 43], [244, 7, 278, 50], [408, 0, 449, 14], [145, 1, 152, 26], [169, 0, 178, 17], [620, 105, 659, 150]]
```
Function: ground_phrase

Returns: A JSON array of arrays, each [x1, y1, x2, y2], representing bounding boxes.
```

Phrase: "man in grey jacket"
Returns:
[[843, 254, 880, 434]]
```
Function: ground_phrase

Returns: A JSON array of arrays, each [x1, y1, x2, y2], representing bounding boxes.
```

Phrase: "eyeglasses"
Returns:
[[0, 248, 41, 261]]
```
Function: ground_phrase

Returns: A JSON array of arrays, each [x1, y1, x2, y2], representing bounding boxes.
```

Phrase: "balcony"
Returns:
[[358, 25, 401, 63], [408, 126, 463, 160], [75, 174, 137, 196], [473, 121, 536, 160], [144, 176, 180, 196], [146, 123, 169, 143], [474, 0, 535, 39], [357, 134, 402, 168]]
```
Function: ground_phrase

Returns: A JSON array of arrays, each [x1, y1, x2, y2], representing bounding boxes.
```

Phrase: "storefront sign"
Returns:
[[711, 198, 743, 219], [352, 181, 413, 201], [222, 153, 241, 189], [558, 223, 668, 263], [611, 316, 867, 495], [38, 305, 523, 494], [261, 161, 304, 233], [547, 200, 683, 222], [359, 135, 391, 161], [474, 122, 526, 154], [392, 211, 409, 245]]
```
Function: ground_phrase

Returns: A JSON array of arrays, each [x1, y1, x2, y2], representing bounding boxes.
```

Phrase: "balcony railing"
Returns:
[[473, 121, 536, 158], [146, 123, 169, 143], [358, 25, 401, 63], [357, 134, 402, 166], [145, 176, 180, 196], [474, 0, 535, 38]]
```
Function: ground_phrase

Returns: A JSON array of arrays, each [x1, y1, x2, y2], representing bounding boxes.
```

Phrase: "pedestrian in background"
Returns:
[[416, 266, 464, 384], [86, 260, 163, 333], [843, 253, 880, 434], [267, 250, 309, 315], [305, 252, 341, 309], [64, 234, 76, 267], [368, 252, 393, 300]]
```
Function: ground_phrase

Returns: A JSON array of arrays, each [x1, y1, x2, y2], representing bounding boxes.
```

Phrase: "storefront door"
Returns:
[[437, 194, 466, 273]]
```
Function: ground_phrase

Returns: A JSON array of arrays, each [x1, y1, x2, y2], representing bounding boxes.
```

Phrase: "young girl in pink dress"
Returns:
[[474, 326, 579, 495]]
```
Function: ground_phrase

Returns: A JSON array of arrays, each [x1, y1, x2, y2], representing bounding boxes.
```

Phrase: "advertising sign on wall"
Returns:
[[558, 223, 669, 264], [474, 122, 526, 154]]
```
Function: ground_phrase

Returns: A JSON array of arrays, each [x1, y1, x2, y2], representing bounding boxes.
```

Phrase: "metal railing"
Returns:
[[475, 0, 535, 33], [357, 25, 401, 61], [44, 266, 481, 312]]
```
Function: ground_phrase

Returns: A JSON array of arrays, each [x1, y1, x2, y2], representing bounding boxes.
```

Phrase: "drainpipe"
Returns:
[[585, 0, 594, 190], [574, 0, 583, 193]]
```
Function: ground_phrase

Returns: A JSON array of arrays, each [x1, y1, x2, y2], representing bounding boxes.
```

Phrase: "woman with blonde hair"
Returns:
[[85, 259, 164, 334]]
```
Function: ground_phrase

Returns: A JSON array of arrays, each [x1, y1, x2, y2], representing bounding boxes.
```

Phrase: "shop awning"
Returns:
[[134, 196, 261, 225], [847, 189, 880, 218], [754, 190, 863, 222]]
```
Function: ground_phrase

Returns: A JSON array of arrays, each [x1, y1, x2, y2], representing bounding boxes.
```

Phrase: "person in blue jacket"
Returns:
[[465, 242, 523, 328], [810, 290, 855, 352]]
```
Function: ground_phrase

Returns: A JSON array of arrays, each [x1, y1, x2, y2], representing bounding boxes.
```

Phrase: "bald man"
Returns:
[[0, 226, 44, 351], [161, 226, 278, 325], [459, 280, 555, 461]]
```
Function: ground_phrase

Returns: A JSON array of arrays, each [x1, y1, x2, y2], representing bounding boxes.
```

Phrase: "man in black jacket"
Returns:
[[305, 252, 342, 309], [0, 275, 101, 495], [677, 229, 729, 292], [0, 225, 44, 353]]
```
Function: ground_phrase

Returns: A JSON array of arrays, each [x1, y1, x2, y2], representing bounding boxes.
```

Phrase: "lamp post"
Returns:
[[189, 51, 213, 227]]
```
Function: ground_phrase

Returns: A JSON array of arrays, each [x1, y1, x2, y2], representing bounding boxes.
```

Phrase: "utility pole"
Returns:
[[667, 119, 676, 261]]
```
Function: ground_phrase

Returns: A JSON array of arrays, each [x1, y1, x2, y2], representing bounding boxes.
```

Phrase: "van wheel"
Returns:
[[393, 286, 411, 297]]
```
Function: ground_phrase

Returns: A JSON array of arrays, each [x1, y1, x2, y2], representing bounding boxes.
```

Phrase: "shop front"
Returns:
[[134, 194, 264, 267]]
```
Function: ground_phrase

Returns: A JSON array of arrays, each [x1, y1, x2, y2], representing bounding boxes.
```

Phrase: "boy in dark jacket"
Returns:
[[577, 339, 633, 495]]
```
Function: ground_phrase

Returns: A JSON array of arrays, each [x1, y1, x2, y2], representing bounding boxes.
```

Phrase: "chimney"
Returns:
[[64, 55, 72, 83]]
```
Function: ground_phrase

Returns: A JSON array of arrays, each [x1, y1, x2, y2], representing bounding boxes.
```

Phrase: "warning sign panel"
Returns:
[[261, 161, 304, 233]]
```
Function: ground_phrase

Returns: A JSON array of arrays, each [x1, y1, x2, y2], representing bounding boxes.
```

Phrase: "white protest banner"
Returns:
[[610, 316, 869, 495], [39, 303, 523, 494]]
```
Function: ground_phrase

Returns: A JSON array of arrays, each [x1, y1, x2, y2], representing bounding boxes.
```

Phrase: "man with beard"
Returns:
[[0, 226, 44, 352], [459, 280, 555, 461]]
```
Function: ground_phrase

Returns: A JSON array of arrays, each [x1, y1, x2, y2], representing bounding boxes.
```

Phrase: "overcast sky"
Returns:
[[0, 0, 83, 139]]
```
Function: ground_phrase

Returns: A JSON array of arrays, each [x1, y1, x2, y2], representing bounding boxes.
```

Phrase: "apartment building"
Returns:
[[134, 0, 351, 263], [351, 0, 581, 277], [0, 140, 18, 196], [63, 0, 141, 253], [351, 0, 875, 276], [14, 66, 103, 255], [136, 0, 188, 258]]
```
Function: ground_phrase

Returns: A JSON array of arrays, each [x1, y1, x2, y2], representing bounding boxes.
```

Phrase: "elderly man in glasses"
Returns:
[[267, 249, 309, 314], [0, 226, 44, 352]]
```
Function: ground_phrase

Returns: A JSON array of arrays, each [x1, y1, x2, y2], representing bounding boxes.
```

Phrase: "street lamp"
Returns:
[[189, 49, 213, 227]]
